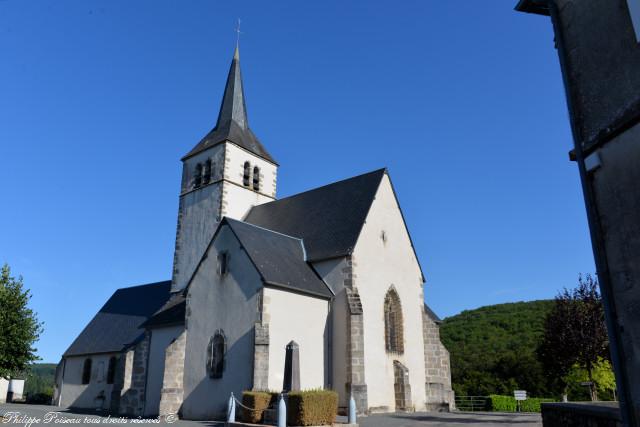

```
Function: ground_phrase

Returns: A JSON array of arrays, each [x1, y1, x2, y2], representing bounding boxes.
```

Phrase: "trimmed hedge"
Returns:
[[487, 395, 556, 413], [488, 395, 517, 412], [287, 390, 338, 426], [240, 391, 277, 423]]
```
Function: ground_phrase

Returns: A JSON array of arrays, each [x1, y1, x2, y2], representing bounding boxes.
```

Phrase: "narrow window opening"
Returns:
[[107, 356, 117, 385], [82, 358, 92, 385], [243, 162, 251, 187], [203, 159, 212, 184], [218, 251, 229, 276], [384, 288, 405, 354], [253, 166, 260, 191], [208, 330, 226, 378], [194, 163, 203, 188]]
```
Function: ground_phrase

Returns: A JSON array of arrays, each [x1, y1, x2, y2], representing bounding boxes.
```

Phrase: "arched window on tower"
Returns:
[[203, 159, 212, 185], [207, 330, 226, 379], [194, 163, 203, 188], [384, 288, 404, 354], [107, 356, 117, 385], [253, 166, 260, 191], [82, 358, 92, 384], [243, 162, 251, 187]]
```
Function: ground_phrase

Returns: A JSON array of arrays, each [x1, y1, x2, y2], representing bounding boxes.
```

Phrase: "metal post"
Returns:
[[349, 394, 357, 424], [227, 392, 236, 422], [278, 393, 286, 427]]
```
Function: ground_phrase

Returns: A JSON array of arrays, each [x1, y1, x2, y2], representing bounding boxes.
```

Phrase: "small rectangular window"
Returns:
[[218, 252, 229, 276], [629, 0, 640, 42]]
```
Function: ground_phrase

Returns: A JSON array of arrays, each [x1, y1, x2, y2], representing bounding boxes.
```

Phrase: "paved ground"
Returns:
[[1, 403, 542, 427]]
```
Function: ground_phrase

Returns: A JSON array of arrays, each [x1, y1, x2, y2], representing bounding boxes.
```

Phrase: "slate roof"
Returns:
[[183, 47, 277, 165], [224, 218, 333, 299], [245, 169, 387, 262], [424, 303, 443, 324], [142, 293, 186, 329], [63, 281, 171, 357]]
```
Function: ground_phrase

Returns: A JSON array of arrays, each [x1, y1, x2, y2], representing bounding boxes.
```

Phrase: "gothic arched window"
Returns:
[[82, 358, 92, 384], [253, 166, 260, 191], [107, 356, 117, 385], [203, 159, 212, 185], [207, 330, 226, 379], [243, 162, 251, 187], [194, 163, 203, 188], [384, 288, 404, 354]]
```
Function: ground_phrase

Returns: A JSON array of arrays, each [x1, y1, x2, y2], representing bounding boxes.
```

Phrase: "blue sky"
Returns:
[[0, 1, 594, 363]]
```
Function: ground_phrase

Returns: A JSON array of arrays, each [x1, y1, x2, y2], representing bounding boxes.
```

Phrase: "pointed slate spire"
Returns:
[[182, 46, 277, 165], [216, 46, 248, 130]]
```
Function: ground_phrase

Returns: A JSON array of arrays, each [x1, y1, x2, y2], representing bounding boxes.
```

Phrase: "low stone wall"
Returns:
[[541, 402, 621, 427]]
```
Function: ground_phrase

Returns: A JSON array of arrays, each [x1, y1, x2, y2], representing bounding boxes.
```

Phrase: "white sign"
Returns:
[[514, 390, 527, 401]]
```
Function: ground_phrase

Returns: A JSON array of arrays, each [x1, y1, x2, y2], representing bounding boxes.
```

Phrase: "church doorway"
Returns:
[[393, 360, 412, 412]]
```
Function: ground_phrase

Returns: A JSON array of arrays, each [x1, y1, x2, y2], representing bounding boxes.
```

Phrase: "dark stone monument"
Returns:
[[283, 340, 300, 392]]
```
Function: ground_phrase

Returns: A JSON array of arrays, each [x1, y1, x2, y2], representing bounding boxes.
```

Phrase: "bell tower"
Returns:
[[171, 46, 278, 293]]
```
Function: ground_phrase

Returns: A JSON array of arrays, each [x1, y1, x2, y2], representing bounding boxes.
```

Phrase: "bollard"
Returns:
[[227, 392, 236, 422], [349, 394, 357, 424], [278, 393, 286, 427]]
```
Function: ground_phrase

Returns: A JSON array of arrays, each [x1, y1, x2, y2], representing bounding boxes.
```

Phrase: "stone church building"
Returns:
[[53, 47, 453, 420]]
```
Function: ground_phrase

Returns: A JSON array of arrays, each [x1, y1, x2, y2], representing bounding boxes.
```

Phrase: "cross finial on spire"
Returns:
[[235, 19, 242, 50]]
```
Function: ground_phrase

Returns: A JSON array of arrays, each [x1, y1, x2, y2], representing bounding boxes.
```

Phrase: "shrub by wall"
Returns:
[[487, 395, 556, 413], [240, 391, 276, 423], [287, 390, 338, 426], [488, 395, 518, 412], [521, 398, 556, 412]]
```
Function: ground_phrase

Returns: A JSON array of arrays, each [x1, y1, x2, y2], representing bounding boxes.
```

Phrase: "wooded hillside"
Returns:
[[440, 300, 555, 397]]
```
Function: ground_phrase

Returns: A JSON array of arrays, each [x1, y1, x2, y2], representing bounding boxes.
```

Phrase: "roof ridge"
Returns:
[[116, 280, 171, 292], [224, 217, 305, 243], [259, 167, 387, 206]]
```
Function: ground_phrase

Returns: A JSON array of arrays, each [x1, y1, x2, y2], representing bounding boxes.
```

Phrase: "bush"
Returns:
[[287, 390, 338, 426], [26, 392, 52, 404], [487, 395, 556, 413], [521, 398, 555, 412], [488, 395, 517, 412], [240, 391, 277, 423]]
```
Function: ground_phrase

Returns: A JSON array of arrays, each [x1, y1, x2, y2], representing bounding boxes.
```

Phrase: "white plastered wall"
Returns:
[[181, 224, 263, 420], [264, 287, 330, 391], [144, 325, 184, 417], [223, 143, 277, 199], [352, 173, 428, 411], [312, 257, 350, 405], [59, 354, 118, 409]]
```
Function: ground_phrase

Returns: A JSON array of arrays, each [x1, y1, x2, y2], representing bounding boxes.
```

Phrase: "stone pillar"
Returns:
[[118, 334, 150, 416], [159, 330, 187, 417], [253, 323, 269, 391], [421, 306, 454, 411], [345, 286, 367, 414], [283, 341, 301, 392]]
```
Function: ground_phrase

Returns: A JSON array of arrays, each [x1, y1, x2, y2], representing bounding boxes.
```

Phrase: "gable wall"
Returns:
[[352, 174, 427, 411], [181, 224, 263, 420]]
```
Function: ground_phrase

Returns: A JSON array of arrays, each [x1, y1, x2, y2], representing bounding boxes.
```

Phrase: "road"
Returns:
[[1, 403, 542, 427]]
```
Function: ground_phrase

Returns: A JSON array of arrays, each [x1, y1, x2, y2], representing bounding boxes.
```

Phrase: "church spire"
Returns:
[[216, 46, 248, 130], [182, 45, 277, 164]]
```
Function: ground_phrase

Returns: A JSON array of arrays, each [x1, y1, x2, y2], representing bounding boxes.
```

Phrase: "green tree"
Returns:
[[537, 274, 609, 401], [564, 358, 616, 401], [0, 264, 43, 378]]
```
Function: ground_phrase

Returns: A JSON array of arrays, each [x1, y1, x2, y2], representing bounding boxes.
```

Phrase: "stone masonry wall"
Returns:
[[253, 289, 269, 391], [422, 307, 454, 411], [345, 281, 367, 414], [118, 334, 150, 416], [158, 330, 187, 417]]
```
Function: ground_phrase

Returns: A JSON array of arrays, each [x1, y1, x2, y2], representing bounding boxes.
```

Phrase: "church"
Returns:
[[53, 46, 453, 420]]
